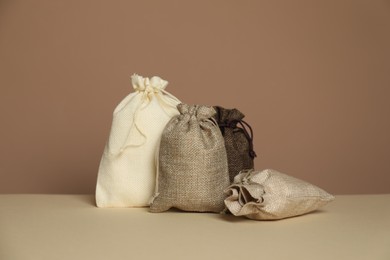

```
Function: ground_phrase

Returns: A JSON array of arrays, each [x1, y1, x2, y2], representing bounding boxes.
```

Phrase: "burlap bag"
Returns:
[[224, 169, 335, 220], [150, 104, 230, 213], [213, 106, 256, 182]]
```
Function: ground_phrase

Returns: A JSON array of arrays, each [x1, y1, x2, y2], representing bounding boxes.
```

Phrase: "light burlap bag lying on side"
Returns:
[[224, 169, 335, 220], [150, 104, 230, 213], [96, 74, 180, 207]]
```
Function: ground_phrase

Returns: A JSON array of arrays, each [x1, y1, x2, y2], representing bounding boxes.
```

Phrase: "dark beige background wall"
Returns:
[[1, 0, 389, 194]]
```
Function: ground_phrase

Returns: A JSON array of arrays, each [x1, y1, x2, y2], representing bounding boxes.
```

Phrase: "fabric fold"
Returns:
[[224, 169, 335, 220]]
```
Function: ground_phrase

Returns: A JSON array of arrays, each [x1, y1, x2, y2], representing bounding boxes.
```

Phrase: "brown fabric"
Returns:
[[150, 104, 230, 213], [213, 106, 256, 182], [224, 169, 335, 220]]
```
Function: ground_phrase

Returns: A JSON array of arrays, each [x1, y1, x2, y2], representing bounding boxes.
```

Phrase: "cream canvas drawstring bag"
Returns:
[[96, 74, 180, 207]]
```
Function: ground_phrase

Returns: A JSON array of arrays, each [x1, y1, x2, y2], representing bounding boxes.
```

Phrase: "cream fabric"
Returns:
[[96, 74, 180, 207], [224, 169, 335, 220]]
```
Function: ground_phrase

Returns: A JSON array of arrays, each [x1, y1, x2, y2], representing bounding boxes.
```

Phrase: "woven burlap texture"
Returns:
[[213, 106, 254, 182], [150, 104, 230, 213], [224, 169, 335, 220], [96, 74, 180, 208]]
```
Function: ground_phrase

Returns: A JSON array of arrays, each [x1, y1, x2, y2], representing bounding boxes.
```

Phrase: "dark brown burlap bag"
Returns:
[[149, 104, 230, 213], [213, 106, 256, 182]]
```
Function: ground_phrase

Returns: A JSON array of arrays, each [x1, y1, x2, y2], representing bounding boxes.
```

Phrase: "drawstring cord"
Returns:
[[118, 91, 150, 153], [219, 119, 257, 159], [207, 117, 219, 128], [118, 89, 180, 154], [237, 120, 257, 158]]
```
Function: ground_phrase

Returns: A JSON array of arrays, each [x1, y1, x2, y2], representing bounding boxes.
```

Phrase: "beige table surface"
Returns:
[[1, 194, 389, 260]]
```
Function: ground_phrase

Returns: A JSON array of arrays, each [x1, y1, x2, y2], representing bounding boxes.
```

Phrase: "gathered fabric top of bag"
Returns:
[[130, 73, 179, 106], [132, 74, 167, 94], [177, 103, 216, 120], [108, 74, 180, 155], [214, 106, 257, 159], [214, 107, 245, 124]]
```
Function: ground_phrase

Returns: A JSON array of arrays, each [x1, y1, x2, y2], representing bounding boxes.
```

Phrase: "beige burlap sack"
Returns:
[[224, 169, 335, 220], [150, 104, 230, 213]]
